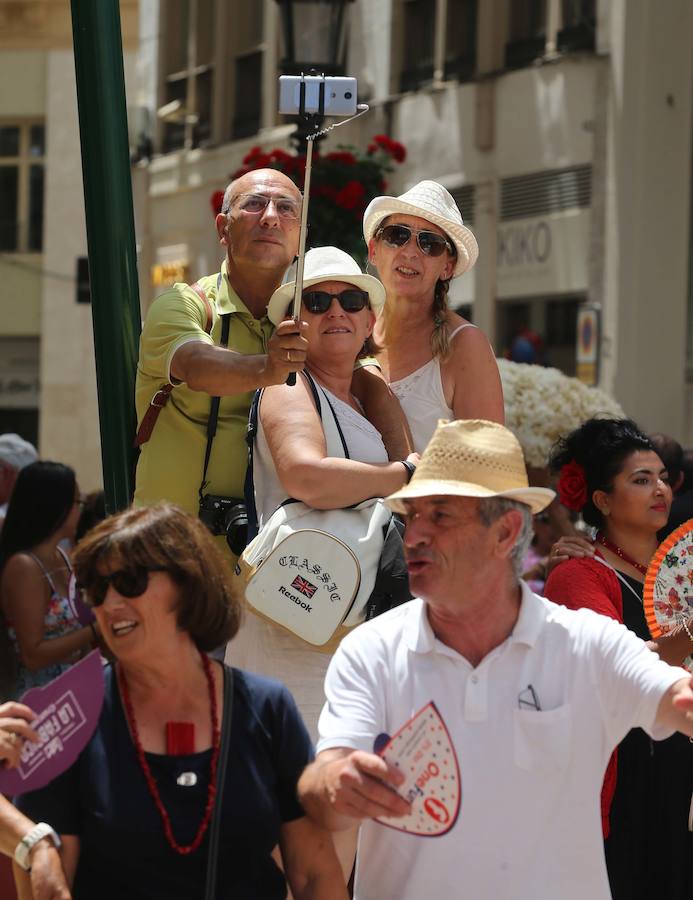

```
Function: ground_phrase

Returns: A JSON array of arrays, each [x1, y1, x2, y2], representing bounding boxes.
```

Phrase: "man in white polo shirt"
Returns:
[[298, 419, 693, 900]]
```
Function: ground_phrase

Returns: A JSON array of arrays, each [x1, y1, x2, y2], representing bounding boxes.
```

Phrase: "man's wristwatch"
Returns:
[[14, 822, 61, 871], [401, 460, 416, 482]]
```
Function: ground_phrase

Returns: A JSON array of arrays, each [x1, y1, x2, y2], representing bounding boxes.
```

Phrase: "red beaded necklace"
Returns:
[[118, 651, 220, 856], [596, 532, 649, 576]]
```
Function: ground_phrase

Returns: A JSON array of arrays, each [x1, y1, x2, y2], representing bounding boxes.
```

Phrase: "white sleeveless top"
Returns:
[[390, 323, 475, 453], [228, 377, 389, 740], [254, 381, 388, 526]]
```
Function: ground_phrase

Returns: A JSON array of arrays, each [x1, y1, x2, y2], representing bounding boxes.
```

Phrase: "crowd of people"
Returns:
[[0, 170, 691, 900]]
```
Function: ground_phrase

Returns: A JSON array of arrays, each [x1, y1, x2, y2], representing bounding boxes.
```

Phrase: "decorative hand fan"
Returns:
[[0, 651, 105, 794], [643, 519, 693, 672], [373, 701, 461, 837]]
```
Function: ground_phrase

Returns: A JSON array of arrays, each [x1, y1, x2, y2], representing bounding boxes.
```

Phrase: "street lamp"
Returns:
[[275, 0, 354, 76]]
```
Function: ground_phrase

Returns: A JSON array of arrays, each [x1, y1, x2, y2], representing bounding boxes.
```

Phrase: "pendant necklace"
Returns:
[[118, 651, 220, 855]]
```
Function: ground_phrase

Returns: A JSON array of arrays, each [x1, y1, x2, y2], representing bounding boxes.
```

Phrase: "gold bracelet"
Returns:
[[682, 618, 693, 644]]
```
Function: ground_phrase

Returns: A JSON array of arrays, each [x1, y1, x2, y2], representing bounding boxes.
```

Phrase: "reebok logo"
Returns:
[[279, 585, 313, 612]]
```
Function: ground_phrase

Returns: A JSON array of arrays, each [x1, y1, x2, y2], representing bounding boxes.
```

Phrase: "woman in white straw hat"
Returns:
[[363, 180, 504, 453], [227, 246, 419, 739]]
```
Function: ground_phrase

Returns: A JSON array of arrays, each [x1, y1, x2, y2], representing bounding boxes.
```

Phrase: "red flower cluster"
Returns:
[[335, 180, 366, 211], [557, 460, 588, 512], [368, 134, 406, 163], [210, 190, 225, 216], [325, 150, 357, 166]]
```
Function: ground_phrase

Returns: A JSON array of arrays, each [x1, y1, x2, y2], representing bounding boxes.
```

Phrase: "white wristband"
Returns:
[[14, 822, 61, 871]]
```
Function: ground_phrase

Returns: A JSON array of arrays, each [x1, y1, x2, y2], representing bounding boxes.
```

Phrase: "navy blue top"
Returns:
[[17, 664, 313, 899]]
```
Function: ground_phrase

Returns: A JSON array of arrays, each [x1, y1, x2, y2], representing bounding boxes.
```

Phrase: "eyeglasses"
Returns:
[[301, 289, 370, 315], [233, 193, 300, 220], [376, 223, 454, 258], [79, 565, 166, 607]]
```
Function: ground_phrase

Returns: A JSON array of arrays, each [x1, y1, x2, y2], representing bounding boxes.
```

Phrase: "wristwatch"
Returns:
[[14, 822, 61, 871]]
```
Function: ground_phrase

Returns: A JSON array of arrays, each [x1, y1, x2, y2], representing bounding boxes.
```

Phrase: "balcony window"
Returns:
[[0, 122, 45, 253], [400, 0, 477, 92], [505, 0, 547, 70]]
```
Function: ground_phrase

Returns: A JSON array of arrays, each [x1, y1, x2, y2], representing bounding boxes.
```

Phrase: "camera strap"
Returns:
[[243, 370, 349, 543], [198, 312, 232, 502]]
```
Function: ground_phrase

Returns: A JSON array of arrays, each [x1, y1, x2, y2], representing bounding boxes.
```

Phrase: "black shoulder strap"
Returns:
[[242, 370, 351, 543], [204, 664, 234, 900], [198, 312, 232, 502], [243, 388, 262, 543], [302, 370, 350, 459]]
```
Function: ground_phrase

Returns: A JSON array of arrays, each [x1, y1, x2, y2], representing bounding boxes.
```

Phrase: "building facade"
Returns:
[[134, 0, 693, 447], [0, 0, 138, 488], [2, 0, 692, 489]]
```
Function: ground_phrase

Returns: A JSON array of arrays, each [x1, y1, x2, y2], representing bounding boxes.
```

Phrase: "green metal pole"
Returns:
[[70, 0, 141, 513]]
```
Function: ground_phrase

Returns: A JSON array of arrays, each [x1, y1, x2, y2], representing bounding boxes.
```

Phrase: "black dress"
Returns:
[[604, 573, 693, 900]]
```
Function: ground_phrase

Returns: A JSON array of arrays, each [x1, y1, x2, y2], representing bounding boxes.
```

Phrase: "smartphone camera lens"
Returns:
[[345, 91, 353, 99]]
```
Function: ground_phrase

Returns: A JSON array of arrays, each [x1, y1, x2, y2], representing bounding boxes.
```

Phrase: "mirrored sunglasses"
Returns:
[[79, 566, 166, 607], [376, 223, 454, 258], [235, 193, 300, 219], [301, 288, 370, 315]]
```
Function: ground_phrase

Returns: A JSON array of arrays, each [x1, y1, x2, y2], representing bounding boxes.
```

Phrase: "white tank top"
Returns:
[[254, 382, 388, 526], [390, 323, 475, 454]]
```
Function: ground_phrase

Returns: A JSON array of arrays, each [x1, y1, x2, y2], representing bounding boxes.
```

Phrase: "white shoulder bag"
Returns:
[[237, 373, 391, 646]]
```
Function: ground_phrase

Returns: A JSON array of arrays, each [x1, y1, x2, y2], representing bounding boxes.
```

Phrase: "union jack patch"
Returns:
[[291, 575, 318, 598]]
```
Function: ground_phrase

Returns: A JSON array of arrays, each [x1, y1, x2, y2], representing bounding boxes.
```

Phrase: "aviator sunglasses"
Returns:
[[79, 565, 167, 607], [376, 223, 454, 258], [301, 288, 370, 315]]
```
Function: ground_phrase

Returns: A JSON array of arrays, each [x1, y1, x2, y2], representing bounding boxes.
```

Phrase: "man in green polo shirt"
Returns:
[[134, 169, 309, 534], [135, 168, 410, 560]]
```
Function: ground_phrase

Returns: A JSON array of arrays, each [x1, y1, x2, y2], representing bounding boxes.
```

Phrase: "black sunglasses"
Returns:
[[301, 288, 370, 315], [376, 223, 454, 258], [79, 566, 166, 607]]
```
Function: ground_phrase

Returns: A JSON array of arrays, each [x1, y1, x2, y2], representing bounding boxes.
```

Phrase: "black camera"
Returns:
[[198, 495, 248, 556]]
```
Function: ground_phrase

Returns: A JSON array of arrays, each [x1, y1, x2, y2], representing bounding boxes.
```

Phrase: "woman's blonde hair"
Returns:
[[373, 216, 457, 360]]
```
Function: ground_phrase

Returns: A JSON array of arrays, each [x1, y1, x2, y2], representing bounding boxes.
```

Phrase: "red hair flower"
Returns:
[[557, 460, 588, 512]]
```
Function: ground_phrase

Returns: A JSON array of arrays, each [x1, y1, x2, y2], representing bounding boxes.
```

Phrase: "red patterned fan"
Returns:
[[643, 519, 693, 673], [373, 701, 461, 837]]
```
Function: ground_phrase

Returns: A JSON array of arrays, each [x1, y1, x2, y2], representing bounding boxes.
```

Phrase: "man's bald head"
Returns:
[[221, 168, 302, 215]]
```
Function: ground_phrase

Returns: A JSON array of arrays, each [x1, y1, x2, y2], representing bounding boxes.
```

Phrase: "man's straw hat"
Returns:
[[386, 420, 555, 515], [362, 180, 478, 278]]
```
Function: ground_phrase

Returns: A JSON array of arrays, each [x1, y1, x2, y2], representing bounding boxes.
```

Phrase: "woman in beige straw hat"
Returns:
[[363, 180, 504, 453], [227, 246, 419, 739]]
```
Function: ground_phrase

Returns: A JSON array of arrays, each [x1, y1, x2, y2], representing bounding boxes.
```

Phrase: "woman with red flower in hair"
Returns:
[[544, 417, 692, 900]]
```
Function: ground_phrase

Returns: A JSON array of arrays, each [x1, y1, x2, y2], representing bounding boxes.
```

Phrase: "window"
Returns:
[[498, 297, 580, 374], [0, 122, 45, 253], [161, 0, 217, 152], [230, 4, 264, 139], [557, 0, 596, 53], [159, 0, 268, 152], [400, 0, 477, 92], [505, 0, 547, 70]]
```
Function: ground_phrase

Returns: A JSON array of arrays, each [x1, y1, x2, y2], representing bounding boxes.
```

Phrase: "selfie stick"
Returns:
[[286, 75, 369, 386]]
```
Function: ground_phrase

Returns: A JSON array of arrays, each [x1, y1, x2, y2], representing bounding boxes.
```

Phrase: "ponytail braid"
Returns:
[[430, 277, 453, 360]]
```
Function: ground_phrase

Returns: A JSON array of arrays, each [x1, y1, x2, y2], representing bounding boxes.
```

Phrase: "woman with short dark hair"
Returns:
[[0, 461, 96, 698], [15, 503, 345, 900], [544, 417, 692, 900]]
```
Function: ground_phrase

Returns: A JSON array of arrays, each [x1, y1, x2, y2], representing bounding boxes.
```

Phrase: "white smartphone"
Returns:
[[278, 75, 358, 117]]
